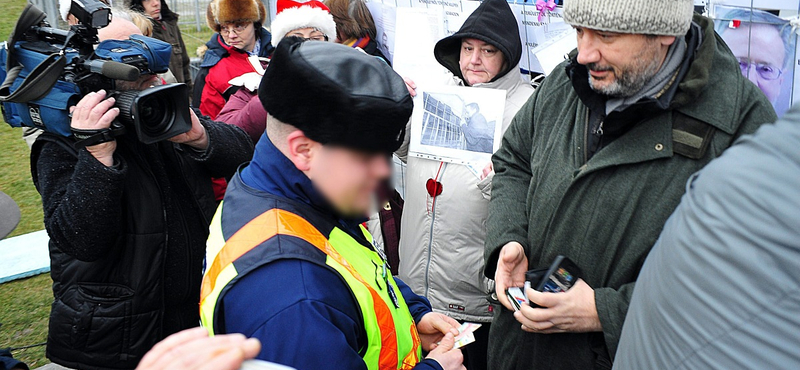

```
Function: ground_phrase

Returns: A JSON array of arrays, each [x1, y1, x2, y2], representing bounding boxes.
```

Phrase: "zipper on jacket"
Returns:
[[135, 144, 169, 335], [584, 107, 605, 163], [424, 163, 447, 298], [583, 109, 590, 164]]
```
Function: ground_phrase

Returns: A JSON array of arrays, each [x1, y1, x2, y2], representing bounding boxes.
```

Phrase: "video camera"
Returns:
[[0, 0, 191, 145]]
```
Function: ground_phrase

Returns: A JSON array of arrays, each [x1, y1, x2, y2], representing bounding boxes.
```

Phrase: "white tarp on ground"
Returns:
[[0, 230, 50, 284]]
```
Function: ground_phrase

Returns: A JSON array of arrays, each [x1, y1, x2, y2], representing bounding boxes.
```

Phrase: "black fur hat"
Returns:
[[259, 37, 412, 153]]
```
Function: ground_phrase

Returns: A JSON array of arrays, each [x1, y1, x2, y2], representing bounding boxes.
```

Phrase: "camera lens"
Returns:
[[138, 94, 174, 136], [112, 84, 191, 144]]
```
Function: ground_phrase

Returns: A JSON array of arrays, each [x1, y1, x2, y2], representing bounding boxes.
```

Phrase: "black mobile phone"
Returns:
[[532, 255, 583, 293]]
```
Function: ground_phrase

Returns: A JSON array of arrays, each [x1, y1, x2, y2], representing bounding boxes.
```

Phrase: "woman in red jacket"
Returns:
[[215, 0, 337, 144], [192, 0, 274, 120]]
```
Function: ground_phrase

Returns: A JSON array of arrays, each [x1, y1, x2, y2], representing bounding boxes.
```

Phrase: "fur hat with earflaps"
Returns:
[[270, 0, 337, 47], [206, 0, 267, 32]]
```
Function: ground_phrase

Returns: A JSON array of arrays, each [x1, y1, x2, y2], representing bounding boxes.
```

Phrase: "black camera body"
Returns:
[[0, 1, 191, 145]]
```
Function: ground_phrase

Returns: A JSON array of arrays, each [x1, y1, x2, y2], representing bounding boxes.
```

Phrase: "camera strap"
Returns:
[[0, 53, 66, 103], [71, 124, 127, 148], [0, 4, 66, 104]]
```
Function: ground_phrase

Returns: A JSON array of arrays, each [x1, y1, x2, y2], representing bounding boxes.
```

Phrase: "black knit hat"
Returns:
[[259, 37, 412, 153]]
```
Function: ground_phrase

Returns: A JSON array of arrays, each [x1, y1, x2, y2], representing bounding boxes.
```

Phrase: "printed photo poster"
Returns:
[[392, 6, 448, 84], [508, 3, 531, 73], [711, 4, 799, 117], [443, 0, 481, 36], [514, 3, 573, 73], [409, 85, 506, 166], [711, 0, 800, 10], [366, 0, 398, 64]]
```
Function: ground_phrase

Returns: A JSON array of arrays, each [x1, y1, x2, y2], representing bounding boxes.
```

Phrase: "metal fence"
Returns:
[[27, 0, 272, 32]]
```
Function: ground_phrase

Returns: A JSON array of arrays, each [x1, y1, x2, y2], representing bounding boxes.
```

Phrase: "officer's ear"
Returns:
[[285, 130, 317, 172]]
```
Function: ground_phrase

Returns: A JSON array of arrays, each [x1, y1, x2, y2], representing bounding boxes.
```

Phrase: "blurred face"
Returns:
[[575, 27, 675, 97], [308, 146, 390, 217], [286, 27, 327, 41], [722, 24, 785, 104], [459, 38, 505, 85], [142, 0, 161, 19], [220, 22, 257, 52]]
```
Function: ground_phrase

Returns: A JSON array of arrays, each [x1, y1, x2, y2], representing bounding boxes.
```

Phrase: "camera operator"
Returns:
[[30, 17, 254, 370]]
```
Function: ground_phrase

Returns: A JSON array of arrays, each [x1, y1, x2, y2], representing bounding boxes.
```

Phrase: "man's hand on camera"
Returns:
[[70, 90, 119, 167], [169, 109, 209, 151]]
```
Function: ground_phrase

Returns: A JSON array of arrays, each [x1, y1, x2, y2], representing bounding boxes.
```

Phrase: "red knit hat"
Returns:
[[270, 0, 337, 47]]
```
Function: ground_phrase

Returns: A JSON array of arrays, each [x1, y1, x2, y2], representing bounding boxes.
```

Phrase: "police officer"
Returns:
[[200, 38, 466, 370]]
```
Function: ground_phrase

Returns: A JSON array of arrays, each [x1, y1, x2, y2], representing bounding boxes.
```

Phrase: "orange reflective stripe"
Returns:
[[202, 208, 415, 369], [274, 212, 401, 370], [201, 209, 280, 305], [401, 325, 422, 369]]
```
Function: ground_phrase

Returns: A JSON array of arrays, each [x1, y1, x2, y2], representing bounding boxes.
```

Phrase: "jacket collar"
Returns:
[[239, 133, 366, 233], [670, 14, 742, 135], [452, 69, 526, 98]]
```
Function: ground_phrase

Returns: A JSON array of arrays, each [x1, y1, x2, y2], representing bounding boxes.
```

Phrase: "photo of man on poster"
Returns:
[[715, 6, 796, 116]]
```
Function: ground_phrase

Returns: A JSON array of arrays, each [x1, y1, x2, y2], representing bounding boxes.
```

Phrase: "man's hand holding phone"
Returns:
[[502, 255, 603, 334], [514, 279, 602, 334], [494, 242, 528, 311]]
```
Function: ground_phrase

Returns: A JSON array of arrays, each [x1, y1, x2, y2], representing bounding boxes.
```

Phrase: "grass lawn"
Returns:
[[0, 0, 51, 363], [0, 1, 217, 367], [180, 24, 215, 59]]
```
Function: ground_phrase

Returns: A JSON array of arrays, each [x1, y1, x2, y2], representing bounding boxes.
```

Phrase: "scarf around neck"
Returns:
[[343, 35, 371, 49], [606, 35, 688, 115]]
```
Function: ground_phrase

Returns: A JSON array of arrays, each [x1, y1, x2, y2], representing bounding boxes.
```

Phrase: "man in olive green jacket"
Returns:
[[483, 0, 777, 369]]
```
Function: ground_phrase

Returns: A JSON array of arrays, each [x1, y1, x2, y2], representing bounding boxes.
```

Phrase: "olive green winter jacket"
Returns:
[[483, 14, 777, 370]]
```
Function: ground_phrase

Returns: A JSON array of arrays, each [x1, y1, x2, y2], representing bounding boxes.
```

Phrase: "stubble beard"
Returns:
[[587, 42, 663, 98]]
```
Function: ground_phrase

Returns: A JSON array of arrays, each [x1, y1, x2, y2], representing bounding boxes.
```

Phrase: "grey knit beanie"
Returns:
[[563, 0, 694, 36]]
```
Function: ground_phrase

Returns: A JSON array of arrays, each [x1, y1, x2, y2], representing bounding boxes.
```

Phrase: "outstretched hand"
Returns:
[[136, 327, 261, 370], [416, 312, 460, 352], [494, 242, 528, 311]]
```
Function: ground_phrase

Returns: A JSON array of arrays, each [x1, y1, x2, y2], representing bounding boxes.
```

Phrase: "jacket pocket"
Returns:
[[76, 283, 134, 356], [49, 283, 161, 365]]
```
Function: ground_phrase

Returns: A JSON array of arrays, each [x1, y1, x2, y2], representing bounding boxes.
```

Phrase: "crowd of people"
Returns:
[[10, 0, 800, 369]]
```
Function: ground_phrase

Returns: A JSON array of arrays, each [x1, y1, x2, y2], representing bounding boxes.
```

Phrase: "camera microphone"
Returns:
[[83, 60, 140, 81]]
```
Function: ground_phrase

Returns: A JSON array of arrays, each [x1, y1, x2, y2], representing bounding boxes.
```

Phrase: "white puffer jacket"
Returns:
[[396, 69, 534, 322]]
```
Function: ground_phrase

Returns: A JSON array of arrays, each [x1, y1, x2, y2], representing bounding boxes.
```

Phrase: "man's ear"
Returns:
[[658, 35, 677, 47], [285, 130, 316, 172]]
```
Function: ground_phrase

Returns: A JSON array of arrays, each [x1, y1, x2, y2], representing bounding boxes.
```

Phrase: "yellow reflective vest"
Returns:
[[200, 175, 422, 369]]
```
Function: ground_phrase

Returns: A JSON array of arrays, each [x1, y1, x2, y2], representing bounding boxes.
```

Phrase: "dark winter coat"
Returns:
[[127, 0, 191, 91], [32, 113, 253, 369], [151, 16, 192, 91], [192, 29, 273, 119], [484, 14, 777, 370]]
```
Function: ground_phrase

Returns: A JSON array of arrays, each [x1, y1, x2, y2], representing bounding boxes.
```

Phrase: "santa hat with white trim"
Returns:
[[270, 0, 337, 47]]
